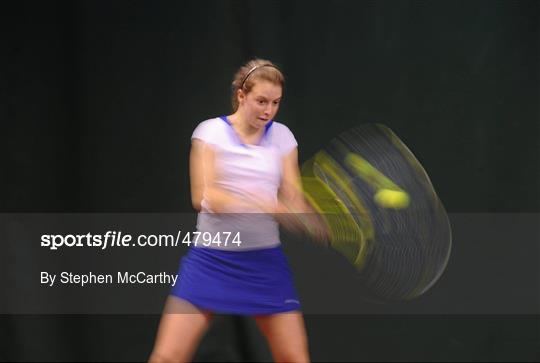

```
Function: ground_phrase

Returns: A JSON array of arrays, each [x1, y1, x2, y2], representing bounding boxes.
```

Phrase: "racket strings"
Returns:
[[303, 124, 451, 301]]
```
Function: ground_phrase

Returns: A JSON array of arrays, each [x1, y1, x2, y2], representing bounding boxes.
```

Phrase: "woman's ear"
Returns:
[[237, 89, 245, 106]]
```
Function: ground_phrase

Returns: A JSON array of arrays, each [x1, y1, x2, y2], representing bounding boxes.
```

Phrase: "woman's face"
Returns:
[[238, 80, 282, 129]]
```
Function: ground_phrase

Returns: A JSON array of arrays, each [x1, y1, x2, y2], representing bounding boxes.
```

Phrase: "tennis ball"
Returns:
[[374, 189, 410, 209]]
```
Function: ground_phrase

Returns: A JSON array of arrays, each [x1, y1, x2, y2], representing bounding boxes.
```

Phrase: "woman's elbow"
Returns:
[[191, 197, 202, 212]]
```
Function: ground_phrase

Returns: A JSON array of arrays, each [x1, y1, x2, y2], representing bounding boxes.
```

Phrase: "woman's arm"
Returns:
[[189, 139, 261, 213], [278, 148, 328, 241], [278, 148, 308, 212], [189, 139, 206, 211]]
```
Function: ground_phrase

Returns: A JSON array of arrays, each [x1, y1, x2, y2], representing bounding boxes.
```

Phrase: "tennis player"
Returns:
[[149, 59, 313, 363]]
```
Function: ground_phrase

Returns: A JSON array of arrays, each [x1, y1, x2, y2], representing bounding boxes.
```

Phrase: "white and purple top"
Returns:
[[191, 116, 298, 250]]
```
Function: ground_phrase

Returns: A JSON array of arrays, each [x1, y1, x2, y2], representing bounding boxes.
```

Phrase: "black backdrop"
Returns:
[[2, 0, 539, 361]]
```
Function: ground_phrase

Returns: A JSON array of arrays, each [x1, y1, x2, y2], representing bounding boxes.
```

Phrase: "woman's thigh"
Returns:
[[254, 311, 310, 363], [149, 296, 212, 363]]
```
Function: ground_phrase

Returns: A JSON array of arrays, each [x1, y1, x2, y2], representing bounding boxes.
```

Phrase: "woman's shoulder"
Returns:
[[270, 121, 296, 138], [269, 121, 297, 152], [192, 117, 228, 142], [194, 116, 227, 130]]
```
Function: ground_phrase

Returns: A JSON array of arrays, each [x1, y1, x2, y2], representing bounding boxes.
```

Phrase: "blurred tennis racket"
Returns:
[[300, 123, 451, 301]]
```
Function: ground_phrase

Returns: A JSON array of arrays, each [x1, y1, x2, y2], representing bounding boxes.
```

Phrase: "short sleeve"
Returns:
[[273, 123, 298, 156], [191, 118, 222, 146]]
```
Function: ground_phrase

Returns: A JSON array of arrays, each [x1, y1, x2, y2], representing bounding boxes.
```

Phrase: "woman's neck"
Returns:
[[228, 113, 261, 137]]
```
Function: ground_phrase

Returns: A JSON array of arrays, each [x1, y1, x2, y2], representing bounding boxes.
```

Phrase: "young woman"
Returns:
[[150, 59, 316, 363]]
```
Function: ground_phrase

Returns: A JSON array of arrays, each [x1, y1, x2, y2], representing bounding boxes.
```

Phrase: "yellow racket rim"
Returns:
[[302, 151, 373, 270]]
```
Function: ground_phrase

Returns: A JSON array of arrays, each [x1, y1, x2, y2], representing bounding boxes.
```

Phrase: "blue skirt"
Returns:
[[170, 245, 301, 315]]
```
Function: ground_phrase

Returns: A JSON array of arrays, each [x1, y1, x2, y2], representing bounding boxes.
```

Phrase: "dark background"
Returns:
[[2, 0, 538, 361]]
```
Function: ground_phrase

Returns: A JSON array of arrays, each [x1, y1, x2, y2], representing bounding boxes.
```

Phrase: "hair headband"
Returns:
[[240, 64, 280, 90]]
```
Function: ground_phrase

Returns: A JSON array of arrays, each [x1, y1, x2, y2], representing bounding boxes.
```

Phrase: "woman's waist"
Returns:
[[195, 213, 280, 251]]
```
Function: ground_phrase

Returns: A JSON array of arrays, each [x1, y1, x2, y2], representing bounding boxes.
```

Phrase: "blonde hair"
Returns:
[[231, 58, 285, 112]]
